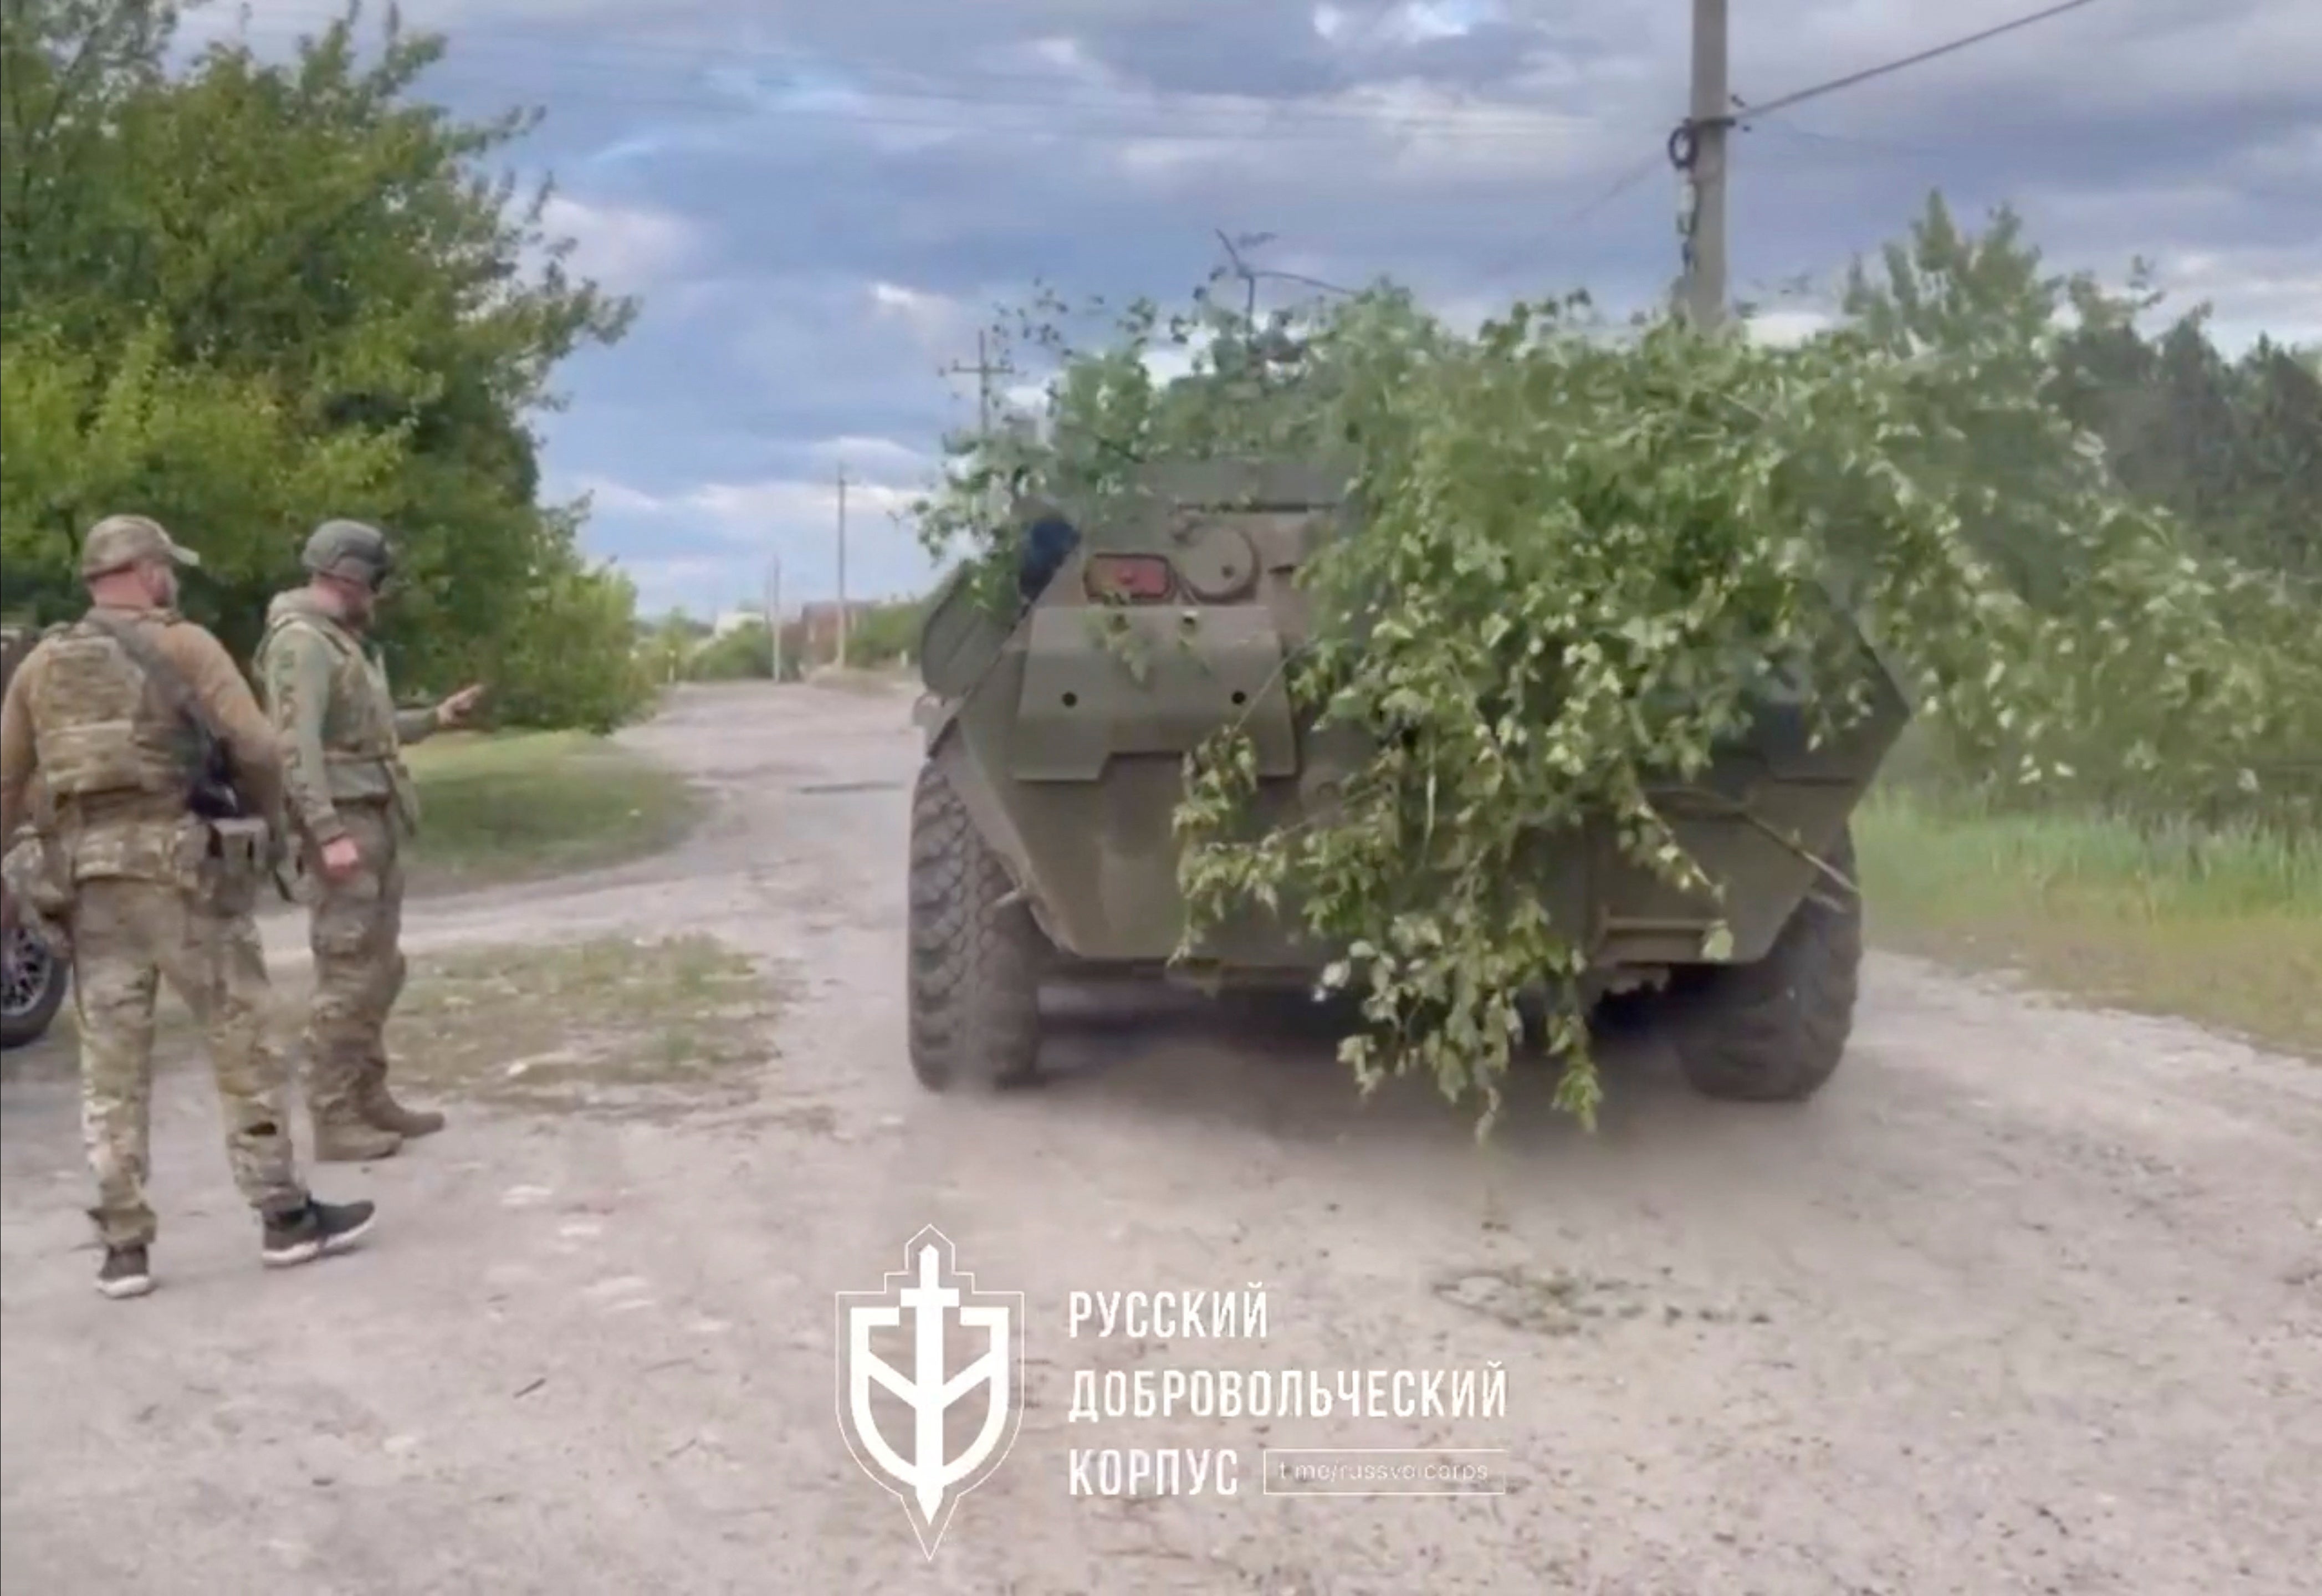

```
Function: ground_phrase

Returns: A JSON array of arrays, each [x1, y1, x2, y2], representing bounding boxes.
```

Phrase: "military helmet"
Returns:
[[301, 519, 397, 590]]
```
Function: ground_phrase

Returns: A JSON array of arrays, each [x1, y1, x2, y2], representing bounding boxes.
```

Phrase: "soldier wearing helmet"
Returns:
[[254, 519, 483, 1161], [0, 514, 378, 1298]]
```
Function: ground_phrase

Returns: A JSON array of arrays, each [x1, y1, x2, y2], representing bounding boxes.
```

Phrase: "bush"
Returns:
[[844, 598, 925, 668], [485, 556, 658, 734], [912, 200, 2322, 1133], [687, 621, 776, 682]]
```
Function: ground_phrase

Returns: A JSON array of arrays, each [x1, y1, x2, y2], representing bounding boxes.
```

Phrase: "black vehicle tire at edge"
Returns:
[[1666, 822, 1863, 1103], [1, 930, 69, 1050], [906, 759, 1044, 1091]]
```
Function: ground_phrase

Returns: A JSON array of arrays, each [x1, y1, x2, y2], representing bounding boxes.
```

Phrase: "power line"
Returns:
[[193, 0, 2120, 156], [1450, 0, 2121, 294], [185, 4, 1610, 144], [423, 61, 1601, 147], [1470, 144, 1669, 287], [1742, 118, 1961, 162], [1728, 0, 2111, 125], [1563, 151, 1669, 228]]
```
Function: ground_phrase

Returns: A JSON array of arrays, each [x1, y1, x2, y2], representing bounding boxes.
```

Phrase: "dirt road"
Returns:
[[4, 681, 2316, 1595]]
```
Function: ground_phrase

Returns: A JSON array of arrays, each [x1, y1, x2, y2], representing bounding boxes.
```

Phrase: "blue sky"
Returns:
[[187, 0, 2321, 621]]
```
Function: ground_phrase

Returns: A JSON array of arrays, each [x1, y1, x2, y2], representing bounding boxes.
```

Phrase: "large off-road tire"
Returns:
[[2, 923, 69, 1050], [907, 760, 1045, 1090], [1666, 823, 1862, 1103]]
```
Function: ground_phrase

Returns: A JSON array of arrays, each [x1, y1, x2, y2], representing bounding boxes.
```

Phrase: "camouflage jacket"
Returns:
[[253, 590, 439, 846]]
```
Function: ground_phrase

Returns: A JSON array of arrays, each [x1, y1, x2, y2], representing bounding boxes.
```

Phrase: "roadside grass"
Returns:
[[30, 935, 809, 1129], [402, 730, 702, 894], [1855, 785, 2321, 1059], [382, 933, 802, 1124]]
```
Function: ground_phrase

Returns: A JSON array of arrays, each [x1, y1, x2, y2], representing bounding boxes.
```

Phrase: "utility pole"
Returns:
[[948, 329, 997, 438], [944, 329, 1017, 530], [1681, 0, 1730, 330], [763, 551, 782, 681], [834, 465, 849, 668]]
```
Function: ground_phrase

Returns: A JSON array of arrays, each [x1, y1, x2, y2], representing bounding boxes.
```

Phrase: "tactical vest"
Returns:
[[255, 608, 418, 833], [25, 616, 190, 809], [255, 610, 401, 765]]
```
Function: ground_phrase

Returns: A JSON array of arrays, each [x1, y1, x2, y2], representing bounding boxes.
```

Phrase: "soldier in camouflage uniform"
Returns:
[[0, 515, 378, 1298], [255, 520, 482, 1161]]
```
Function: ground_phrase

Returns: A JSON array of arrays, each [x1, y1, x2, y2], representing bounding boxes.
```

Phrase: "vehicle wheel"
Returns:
[[907, 760, 1044, 1090], [2, 923, 69, 1050], [1666, 823, 1861, 1102]]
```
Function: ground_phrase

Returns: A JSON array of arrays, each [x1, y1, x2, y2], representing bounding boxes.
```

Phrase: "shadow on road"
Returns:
[[1012, 980, 1803, 1159]]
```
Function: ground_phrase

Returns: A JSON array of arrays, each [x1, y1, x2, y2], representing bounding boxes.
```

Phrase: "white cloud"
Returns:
[[1099, 69, 1622, 195], [867, 281, 972, 349], [1383, 0, 1503, 46], [577, 470, 924, 542], [609, 554, 734, 615], [572, 476, 669, 515], [2147, 246, 2322, 352], [578, 463, 942, 617], [690, 477, 923, 533], [801, 435, 942, 484], [1743, 308, 1837, 347], [538, 195, 701, 293], [1315, 0, 1506, 50]]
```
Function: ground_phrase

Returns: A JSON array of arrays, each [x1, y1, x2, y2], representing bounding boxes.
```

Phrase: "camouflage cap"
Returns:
[[301, 519, 397, 589], [81, 514, 202, 579]]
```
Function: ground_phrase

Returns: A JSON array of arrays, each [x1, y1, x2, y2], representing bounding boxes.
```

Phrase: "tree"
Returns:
[[913, 204, 2320, 1133], [0, 0, 651, 728]]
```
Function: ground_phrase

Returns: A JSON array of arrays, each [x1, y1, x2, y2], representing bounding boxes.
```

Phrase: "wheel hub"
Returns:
[[2, 925, 54, 1019]]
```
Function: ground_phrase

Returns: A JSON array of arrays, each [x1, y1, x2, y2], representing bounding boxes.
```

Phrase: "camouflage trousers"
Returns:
[[70, 877, 305, 1248], [301, 801, 408, 1123]]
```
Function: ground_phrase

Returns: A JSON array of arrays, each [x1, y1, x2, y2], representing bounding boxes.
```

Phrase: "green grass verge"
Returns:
[[385, 934, 796, 1124], [1855, 785, 2321, 1058], [402, 730, 702, 894]]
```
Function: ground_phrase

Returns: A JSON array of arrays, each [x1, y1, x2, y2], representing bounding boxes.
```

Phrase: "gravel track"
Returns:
[[4, 681, 2315, 1595]]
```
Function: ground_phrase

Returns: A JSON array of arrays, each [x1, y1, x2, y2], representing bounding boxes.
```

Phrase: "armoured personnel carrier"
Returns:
[[905, 460, 1909, 1105]]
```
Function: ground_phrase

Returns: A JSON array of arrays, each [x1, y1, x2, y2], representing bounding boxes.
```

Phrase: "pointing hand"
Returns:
[[436, 683, 486, 728]]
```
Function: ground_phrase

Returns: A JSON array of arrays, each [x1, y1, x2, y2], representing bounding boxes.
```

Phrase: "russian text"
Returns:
[[1066, 1286, 1268, 1340], [1067, 1447, 1241, 1497], [1067, 1363, 1505, 1423]]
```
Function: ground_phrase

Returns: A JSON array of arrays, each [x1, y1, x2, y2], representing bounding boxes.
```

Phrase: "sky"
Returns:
[[179, 0, 2321, 622]]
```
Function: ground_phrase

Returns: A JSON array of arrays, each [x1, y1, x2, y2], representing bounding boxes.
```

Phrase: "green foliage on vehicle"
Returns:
[[910, 196, 2320, 1129]]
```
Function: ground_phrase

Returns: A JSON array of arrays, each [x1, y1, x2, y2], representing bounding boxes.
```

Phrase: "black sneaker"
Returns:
[[260, 1197, 378, 1267], [96, 1245, 155, 1300]]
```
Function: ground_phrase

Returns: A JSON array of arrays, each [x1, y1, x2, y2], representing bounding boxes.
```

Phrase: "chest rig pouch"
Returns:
[[83, 612, 276, 915], [188, 816, 270, 917]]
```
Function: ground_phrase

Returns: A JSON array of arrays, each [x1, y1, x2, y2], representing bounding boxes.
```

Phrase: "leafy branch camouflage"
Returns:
[[912, 201, 2322, 1130]]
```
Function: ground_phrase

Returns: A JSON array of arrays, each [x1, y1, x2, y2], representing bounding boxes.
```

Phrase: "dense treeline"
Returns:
[[1835, 201, 2321, 825], [0, 0, 654, 730], [2059, 315, 2319, 585], [1867, 204, 2319, 588], [638, 600, 926, 685]]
